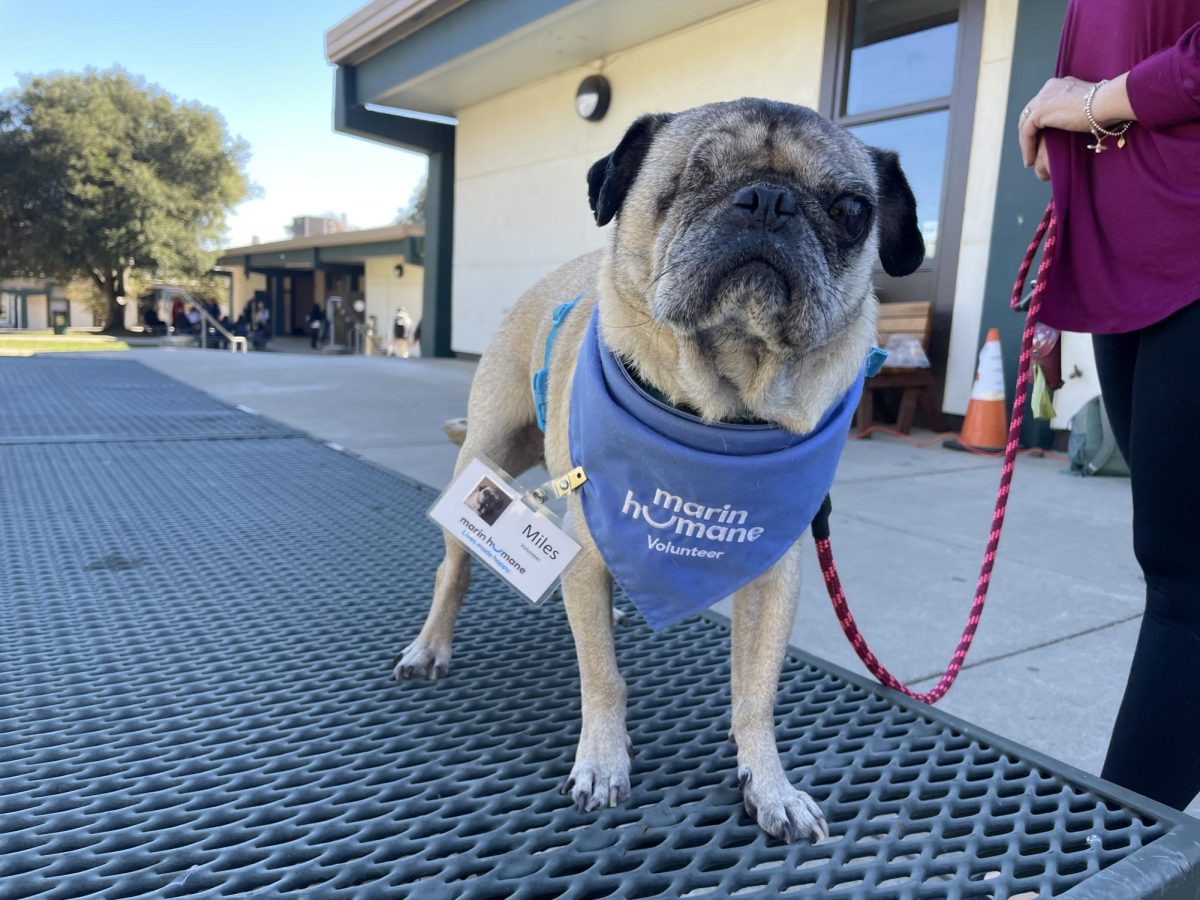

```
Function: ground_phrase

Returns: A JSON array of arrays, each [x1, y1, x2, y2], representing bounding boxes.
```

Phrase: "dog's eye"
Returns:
[[828, 195, 871, 245]]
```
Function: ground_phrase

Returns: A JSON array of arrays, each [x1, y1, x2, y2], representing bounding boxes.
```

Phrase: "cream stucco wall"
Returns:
[[26, 297, 48, 331], [72, 298, 99, 328], [365, 256, 424, 346], [451, 0, 829, 355], [227, 268, 268, 320], [0, 280, 98, 330], [941, 0, 1020, 415]]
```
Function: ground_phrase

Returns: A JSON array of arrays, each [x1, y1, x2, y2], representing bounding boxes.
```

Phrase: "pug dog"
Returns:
[[463, 480, 511, 526], [394, 98, 924, 842]]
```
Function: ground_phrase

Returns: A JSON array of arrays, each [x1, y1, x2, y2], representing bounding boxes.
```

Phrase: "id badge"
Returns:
[[427, 457, 581, 605]]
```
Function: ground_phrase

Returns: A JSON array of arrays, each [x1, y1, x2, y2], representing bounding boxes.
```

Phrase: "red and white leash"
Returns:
[[816, 202, 1058, 704]]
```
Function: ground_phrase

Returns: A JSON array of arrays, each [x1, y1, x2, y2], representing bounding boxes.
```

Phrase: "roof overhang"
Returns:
[[328, 0, 761, 117], [327, 0, 470, 67], [218, 224, 424, 269]]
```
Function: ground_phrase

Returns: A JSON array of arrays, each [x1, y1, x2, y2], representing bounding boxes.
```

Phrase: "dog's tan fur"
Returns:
[[394, 99, 924, 842]]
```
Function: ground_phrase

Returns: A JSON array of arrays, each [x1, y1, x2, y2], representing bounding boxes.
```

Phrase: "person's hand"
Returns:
[[1018, 73, 1134, 171], [1034, 137, 1050, 182], [1018, 76, 1095, 168]]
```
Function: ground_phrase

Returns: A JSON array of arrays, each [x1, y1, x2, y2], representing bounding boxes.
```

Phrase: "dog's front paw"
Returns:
[[391, 638, 451, 680], [562, 731, 632, 812], [739, 765, 828, 844]]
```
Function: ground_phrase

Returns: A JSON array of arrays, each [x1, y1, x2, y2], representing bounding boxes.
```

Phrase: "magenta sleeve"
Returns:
[[1127, 21, 1200, 128]]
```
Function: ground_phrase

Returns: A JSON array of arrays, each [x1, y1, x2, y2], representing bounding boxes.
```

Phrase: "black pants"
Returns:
[[1093, 299, 1200, 810]]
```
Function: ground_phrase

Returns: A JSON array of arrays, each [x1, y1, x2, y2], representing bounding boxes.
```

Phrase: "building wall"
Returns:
[[448, 0, 1023, 414], [227, 268, 268, 319], [73, 296, 100, 329], [26, 296, 48, 330], [451, 0, 829, 356], [27, 291, 94, 330], [365, 256, 424, 347]]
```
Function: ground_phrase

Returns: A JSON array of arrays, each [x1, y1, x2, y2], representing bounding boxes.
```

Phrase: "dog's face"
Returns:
[[467, 486, 505, 520], [588, 99, 924, 364]]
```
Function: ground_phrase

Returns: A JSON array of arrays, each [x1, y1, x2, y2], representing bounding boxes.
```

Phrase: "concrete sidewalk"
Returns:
[[132, 346, 476, 487], [126, 345, 1195, 816]]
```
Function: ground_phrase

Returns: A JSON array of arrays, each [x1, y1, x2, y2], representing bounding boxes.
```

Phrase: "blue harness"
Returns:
[[532, 295, 585, 431], [533, 299, 884, 630]]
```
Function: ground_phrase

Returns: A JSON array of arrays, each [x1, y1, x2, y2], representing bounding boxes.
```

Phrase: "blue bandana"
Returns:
[[567, 307, 870, 631]]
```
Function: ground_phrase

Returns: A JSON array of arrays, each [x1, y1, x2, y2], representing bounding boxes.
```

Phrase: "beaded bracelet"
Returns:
[[1084, 79, 1133, 154]]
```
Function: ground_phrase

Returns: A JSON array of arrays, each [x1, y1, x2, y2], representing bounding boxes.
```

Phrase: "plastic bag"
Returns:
[[881, 333, 930, 369], [1032, 366, 1056, 420]]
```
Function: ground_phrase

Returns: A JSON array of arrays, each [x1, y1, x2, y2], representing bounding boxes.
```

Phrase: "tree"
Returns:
[[395, 173, 427, 226], [0, 68, 251, 330]]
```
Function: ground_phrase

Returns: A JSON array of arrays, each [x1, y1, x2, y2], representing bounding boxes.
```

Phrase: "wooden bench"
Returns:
[[855, 300, 945, 435]]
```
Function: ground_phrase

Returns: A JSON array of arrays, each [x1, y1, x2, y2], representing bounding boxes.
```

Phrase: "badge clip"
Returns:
[[529, 466, 587, 504]]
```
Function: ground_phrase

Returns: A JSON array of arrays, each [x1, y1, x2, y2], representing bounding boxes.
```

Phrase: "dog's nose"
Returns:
[[732, 185, 797, 230]]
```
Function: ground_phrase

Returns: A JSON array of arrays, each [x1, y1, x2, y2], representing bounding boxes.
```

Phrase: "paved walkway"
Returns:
[[133, 346, 475, 487], [126, 346, 1197, 817]]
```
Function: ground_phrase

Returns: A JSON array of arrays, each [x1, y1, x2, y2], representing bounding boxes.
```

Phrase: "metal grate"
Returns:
[[1, 358, 1198, 899], [0, 357, 297, 442]]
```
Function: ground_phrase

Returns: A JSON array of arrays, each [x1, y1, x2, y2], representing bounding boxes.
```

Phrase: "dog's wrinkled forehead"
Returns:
[[650, 101, 876, 195]]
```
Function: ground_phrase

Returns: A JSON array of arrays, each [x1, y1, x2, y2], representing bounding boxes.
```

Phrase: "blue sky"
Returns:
[[0, 0, 427, 247]]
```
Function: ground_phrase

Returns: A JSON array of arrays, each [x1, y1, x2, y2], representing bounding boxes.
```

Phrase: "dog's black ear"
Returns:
[[870, 148, 925, 277], [587, 112, 674, 227]]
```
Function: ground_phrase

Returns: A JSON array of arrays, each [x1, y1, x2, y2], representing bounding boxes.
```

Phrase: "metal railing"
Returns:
[[163, 288, 247, 353], [348, 322, 384, 356]]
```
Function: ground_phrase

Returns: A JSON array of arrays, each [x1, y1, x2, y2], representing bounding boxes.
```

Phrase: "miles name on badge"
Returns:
[[427, 457, 581, 605]]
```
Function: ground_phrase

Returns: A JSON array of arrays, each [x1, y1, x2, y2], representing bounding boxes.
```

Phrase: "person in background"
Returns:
[[390, 306, 412, 358], [1018, 3, 1200, 810], [250, 300, 271, 349], [306, 302, 325, 350], [186, 306, 201, 334], [144, 306, 164, 335], [253, 300, 270, 331]]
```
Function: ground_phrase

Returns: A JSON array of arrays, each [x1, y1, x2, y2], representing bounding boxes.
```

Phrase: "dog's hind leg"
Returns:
[[730, 542, 829, 843], [561, 544, 631, 812]]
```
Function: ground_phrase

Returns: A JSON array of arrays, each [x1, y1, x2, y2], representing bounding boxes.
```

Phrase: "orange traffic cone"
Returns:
[[945, 328, 1007, 453]]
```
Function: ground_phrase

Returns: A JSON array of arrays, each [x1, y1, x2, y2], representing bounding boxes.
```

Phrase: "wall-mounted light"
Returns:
[[575, 75, 611, 122], [394, 263, 405, 278]]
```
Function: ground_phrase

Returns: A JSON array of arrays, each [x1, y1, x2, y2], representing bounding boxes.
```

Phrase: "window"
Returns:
[[821, 0, 983, 374], [849, 111, 949, 258], [827, 0, 960, 260], [845, 2, 959, 116]]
